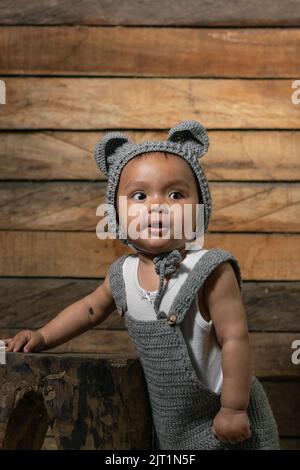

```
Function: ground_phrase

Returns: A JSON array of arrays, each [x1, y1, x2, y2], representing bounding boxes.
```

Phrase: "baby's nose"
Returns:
[[148, 200, 170, 213]]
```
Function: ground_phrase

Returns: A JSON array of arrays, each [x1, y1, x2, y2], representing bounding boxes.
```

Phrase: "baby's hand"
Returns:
[[3, 330, 47, 353], [212, 406, 251, 445]]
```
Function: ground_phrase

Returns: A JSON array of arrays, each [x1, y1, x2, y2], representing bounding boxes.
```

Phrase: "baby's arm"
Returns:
[[5, 274, 116, 352], [204, 261, 253, 444]]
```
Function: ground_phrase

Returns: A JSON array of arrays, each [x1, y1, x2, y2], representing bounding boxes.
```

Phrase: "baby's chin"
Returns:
[[128, 232, 185, 254]]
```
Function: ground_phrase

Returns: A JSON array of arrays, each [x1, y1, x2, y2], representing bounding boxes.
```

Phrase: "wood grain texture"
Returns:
[[261, 381, 300, 436], [0, 0, 299, 26], [0, 231, 298, 279], [242, 282, 300, 332], [1, 131, 299, 181], [0, 181, 298, 232], [0, 353, 152, 449], [0, 330, 299, 379], [1, 78, 299, 129], [1, 279, 299, 332], [280, 438, 300, 450], [41, 420, 300, 450], [1, 27, 299, 77], [41, 432, 58, 450]]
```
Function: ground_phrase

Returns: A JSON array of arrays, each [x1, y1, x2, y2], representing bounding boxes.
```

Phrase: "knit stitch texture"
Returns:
[[108, 248, 280, 450]]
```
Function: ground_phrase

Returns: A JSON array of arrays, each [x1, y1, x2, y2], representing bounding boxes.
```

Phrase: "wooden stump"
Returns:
[[0, 352, 153, 450]]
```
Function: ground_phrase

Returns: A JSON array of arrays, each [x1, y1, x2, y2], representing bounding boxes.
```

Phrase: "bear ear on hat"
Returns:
[[167, 120, 209, 157], [93, 131, 133, 176]]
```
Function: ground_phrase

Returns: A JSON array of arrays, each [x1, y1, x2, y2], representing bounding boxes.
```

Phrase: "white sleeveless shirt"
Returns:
[[122, 248, 223, 394]]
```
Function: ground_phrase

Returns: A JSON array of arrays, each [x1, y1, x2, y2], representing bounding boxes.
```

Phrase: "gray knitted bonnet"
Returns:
[[93, 120, 212, 317]]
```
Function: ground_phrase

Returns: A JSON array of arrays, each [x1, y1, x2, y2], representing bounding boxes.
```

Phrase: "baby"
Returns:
[[3, 120, 280, 450]]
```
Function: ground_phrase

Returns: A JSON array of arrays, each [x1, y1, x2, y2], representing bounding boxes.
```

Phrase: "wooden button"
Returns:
[[167, 314, 177, 325]]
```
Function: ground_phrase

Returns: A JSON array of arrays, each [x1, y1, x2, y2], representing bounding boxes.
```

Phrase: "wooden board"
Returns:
[[0, 231, 298, 279], [280, 438, 300, 450], [0, 181, 298, 232], [1, 279, 299, 332], [1, 78, 299, 129], [1, 27, 299, 77], [1, 131, 299, 181], [0, 0, 299, 26], [0, 353, 152, 449], [262, 381, 300, 436], [1, 330, 300, 379]]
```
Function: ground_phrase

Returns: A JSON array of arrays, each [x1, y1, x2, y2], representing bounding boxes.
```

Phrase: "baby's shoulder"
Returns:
[[201, 248, 242, 298], [189, 247, 242, 292]]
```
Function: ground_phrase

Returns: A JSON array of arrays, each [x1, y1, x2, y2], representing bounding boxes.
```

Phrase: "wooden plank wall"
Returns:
[[0, 0, 299, 450]]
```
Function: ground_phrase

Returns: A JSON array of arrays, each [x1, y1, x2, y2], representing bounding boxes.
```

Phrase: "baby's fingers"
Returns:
[[13, 337, 29, 352], [5, 339, 15, 352], [7, 334, 29, 352]]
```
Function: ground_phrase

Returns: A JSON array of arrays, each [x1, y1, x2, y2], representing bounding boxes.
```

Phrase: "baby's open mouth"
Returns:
[[148, 221, 163, 228], [147, 221, 169, 235]]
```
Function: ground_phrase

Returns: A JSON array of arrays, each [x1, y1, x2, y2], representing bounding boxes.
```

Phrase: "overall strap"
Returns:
[[166, 248, 243, 326], [107, 254, 130, 318]]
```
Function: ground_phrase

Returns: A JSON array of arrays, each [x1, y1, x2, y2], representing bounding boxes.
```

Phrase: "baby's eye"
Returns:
[[131, 191, 146, 201], [169, 191, 184, 200]]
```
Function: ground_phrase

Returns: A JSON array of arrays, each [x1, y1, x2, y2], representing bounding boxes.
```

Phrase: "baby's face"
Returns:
[[116, 152, 200, 255]]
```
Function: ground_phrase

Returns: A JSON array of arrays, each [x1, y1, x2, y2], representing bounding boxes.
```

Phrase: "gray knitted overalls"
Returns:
[[108, 247, 280, 450]]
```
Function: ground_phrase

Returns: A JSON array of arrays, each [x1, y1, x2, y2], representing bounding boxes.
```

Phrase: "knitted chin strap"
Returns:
[[152, 249, 183, 318], [129, 242, 184, 318]]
